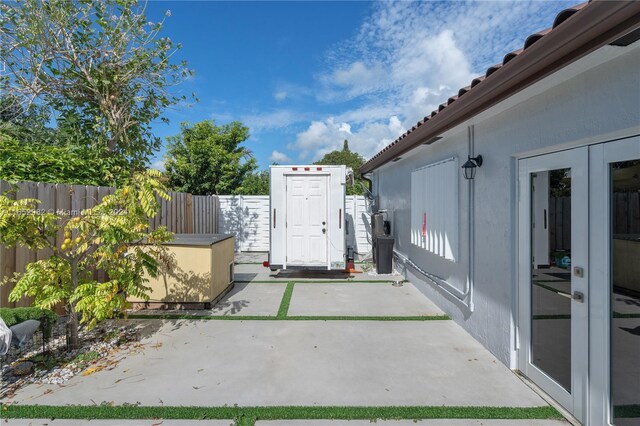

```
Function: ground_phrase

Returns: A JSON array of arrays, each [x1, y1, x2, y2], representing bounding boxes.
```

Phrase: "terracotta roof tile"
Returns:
[[503, 49, 523, 64], [553, 2, 588, 28], [361, 1, 639, 174]]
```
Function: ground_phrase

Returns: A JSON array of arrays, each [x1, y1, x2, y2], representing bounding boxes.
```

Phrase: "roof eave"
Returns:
[[360, 1, 640, 175]]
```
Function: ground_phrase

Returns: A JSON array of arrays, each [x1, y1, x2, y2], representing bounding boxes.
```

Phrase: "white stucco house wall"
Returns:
[[360, 2, 640, 425]]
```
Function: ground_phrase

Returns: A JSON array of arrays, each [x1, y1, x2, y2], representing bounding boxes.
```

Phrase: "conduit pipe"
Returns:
[[391, 125, 477, 313]]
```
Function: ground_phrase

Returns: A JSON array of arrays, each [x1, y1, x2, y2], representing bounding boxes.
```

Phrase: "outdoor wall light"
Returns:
[[462, 155, 483, 180]]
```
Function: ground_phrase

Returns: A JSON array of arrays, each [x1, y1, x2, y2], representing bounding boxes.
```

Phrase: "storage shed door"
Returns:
[[286, 175, 328, 266]]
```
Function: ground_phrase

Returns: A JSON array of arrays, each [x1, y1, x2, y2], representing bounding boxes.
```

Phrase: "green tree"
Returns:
[[164, 120, 257, 195], [237, 170, 270, 195], [0, 0, 195, 167], [0, 95, 57, 145], [0, 170, 172, 349], [0, 133, 130, 186], [315, 140, 367, 195]]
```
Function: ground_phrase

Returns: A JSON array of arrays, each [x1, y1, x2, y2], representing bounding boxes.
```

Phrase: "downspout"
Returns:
[[361, 173, 373, 192], [391, 126, 476, 313], [467, 125, 476, 312]]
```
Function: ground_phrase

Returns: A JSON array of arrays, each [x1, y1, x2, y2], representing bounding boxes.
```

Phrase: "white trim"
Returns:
[[512, 127, 640, 160], [588, 136, 640, 426], [517, 147, 589, 422]]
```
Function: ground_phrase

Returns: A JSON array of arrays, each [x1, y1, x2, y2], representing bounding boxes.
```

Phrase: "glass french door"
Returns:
[[518, 147, 589, 423], [589, 137, 640, 426], [519, 137, 640, 425]]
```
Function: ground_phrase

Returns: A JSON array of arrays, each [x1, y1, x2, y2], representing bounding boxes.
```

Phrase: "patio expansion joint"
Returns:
[[126, 314, 451, 321]]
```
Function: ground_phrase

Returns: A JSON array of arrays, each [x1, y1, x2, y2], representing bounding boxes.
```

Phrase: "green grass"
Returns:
[[126, 314, 450, 321], [235, 279, 398, 284], [277, 281, 295, 318], [295, 280, 398, 284], [1, 404, 563, 421]]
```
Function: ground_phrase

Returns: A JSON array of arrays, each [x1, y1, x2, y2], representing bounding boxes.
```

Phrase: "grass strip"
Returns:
[[1, 405, 563, 421], [277, 281, 295, 318], [615, 404, 640, 418], [294, 280, 398, 284], [126, 314, 450, 321], [235, 280, 398, 284]]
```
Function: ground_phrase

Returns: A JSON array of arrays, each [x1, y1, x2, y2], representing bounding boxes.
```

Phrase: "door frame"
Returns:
[[517, 147, 589, 422]]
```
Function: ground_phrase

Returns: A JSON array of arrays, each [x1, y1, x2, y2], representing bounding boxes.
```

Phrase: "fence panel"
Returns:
[[218, 195, 373, 256], [218, 195, 270, 251], [0, 180, 218, 308], [192, 195, 217, 234]]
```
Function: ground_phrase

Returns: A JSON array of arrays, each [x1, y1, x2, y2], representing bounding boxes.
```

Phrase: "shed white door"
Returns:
[[286, 175, 328, 266]]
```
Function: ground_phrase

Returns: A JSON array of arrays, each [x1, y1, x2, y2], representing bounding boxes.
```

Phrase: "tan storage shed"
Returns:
[[130, 234, 235, 309]]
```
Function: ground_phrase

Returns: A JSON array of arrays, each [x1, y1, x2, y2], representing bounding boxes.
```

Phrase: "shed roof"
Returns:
[[360, 1, 640, 174]]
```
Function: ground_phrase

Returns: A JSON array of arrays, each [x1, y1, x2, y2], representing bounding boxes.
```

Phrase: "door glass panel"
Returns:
[[611, 159, 640, 425], [531, 168, 572, 392]]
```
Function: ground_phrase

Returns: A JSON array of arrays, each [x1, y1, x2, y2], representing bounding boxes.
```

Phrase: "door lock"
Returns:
[[572, 291, 585, 303], [322, 228, 326, 234], [322, 221, 326, 225]]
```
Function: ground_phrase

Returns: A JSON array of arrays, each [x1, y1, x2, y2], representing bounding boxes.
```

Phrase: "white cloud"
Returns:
[[269, 150, 291, 164], [151, 159, 165, 172], [273, 91, 288, 101], [289, 1, 569, 161], [290, 116, 404, 162], [242, 110, 304, 132]]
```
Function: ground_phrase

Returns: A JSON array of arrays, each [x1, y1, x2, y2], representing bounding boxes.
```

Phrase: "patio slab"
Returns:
[[8, 319, 548, 408], [288, 282, 445, 317], [208, 282, 287, 316], [234, 262, 403, 283]]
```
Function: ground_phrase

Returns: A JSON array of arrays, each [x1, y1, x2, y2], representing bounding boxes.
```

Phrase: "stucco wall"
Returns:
[[372, 44, 640, 365]]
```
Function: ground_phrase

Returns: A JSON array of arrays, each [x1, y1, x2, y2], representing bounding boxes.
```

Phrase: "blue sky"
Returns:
[[146, 1, 575, 171]]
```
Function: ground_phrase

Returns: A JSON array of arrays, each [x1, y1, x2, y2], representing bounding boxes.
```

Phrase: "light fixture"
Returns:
[[392, 157, 402, 162], [462, 155, 483, 180]]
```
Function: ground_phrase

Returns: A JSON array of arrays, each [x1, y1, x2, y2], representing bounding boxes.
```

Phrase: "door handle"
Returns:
[[322, 228, 326, 234], [572, 291, 584, 303]]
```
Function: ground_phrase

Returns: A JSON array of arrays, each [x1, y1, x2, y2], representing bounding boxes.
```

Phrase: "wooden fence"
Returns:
[[0, 180, 218, 308], [549, 192, 639, 252]]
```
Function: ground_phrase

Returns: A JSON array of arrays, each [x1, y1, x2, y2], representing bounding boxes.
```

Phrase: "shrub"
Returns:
[[0, 307, 57, 338]]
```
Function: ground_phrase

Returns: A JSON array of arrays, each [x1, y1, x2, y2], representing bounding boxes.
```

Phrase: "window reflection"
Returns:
[[531, 168, 572, 392], [611, 159, 640, 425]]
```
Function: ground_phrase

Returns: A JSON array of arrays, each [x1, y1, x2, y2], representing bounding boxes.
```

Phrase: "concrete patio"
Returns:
[[4, 259, 565, 424]]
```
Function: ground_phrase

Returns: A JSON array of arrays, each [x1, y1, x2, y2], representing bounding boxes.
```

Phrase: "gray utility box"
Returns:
[[375, 236, 394, 274]]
